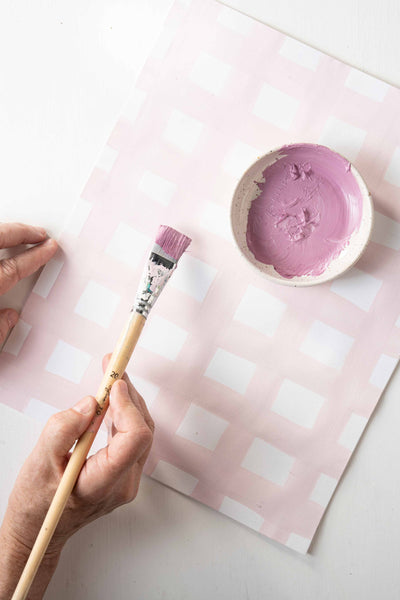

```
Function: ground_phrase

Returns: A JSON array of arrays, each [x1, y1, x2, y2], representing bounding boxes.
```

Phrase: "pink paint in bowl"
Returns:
[[231, 144, 373, 287]]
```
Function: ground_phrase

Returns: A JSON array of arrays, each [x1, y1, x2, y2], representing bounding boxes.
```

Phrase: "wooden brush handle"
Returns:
[[12, 312, 146, 600]]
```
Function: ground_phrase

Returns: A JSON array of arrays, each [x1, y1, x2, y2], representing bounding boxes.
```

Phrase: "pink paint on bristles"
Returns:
[[155, 224, 191, 261]]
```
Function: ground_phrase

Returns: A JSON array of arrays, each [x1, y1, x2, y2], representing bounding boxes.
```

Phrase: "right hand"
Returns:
[[0, 357, 154, 599]]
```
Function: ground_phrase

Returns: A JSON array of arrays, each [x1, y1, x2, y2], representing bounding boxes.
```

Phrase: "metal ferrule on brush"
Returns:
[[133, 243, 176, 318]]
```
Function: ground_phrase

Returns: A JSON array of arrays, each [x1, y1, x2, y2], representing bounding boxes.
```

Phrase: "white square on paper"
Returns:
[[64, 199, 92, 237], [163, 109, 204, 154], [189, 53, 232, 95], [222, 141, 261, 179], [122, 88, 147, 124], [300, 320, 354, 370], [217, 6, 252, 35], [285, 533, 311, 554], [234, 284, 286, 337], [3, 320, 31, 356], [219, 497, 263, 531], [74, 280, 120, 328], [279, 37, 321, 71], [252, 83, 299, 131], [176, 404, 228, 450], [330, 267, 382, 311], [151, 460, 198, 495], [32, 258, 63, 299], [199, 202, 233, 242], [128, 374, 160, 408], [45, 340, 92, 384], [205, 348, 256, 394], [139, 314, 188, 360], [319, 116, 366, 162], [97, 146, 118, 172], [24, 398, 58, 424], [138, 170, 176, 207], [272, 379, 325, 429], [369, 354, 398, 389], [241, 438, 294, 486], [384, 147, 400, 187], [105, 222, 151, 269], [345, 68, 389, 102], [370, 211, 400, 250], [338, 413, 368, 451], [170, 255, 217, 302], [309, 473, 338, 508]]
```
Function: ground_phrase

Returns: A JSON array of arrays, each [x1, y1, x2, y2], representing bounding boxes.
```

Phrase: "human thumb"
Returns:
[[40, 396, 98, 459]]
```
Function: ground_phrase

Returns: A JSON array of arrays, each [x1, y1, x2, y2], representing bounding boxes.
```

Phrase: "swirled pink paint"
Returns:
[[246, 144, 364, 278]]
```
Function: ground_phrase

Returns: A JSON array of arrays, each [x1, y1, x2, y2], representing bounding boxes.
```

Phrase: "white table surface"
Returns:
[[1, 1, 400, 598]]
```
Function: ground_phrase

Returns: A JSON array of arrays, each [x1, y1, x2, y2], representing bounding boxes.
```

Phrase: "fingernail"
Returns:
[[7, 311, 18, 328], [42, 238, 55, 247], [73, 396, 95, 415], [36, 227, 47, 237]]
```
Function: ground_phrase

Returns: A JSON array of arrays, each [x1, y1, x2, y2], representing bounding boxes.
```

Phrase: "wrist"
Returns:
[[0, 521, 64, 600], [0, 509, 66, 559]]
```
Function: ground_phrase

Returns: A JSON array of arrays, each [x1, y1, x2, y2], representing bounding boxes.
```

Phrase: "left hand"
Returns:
[[0, 221, 58, 343]]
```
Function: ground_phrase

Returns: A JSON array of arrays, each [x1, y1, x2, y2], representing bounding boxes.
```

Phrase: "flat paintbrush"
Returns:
[[12, 224, 191, 600]]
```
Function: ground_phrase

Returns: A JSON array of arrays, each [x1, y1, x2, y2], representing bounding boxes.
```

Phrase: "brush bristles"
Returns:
[[132, 225, 191, 318], [155, 225, 191, 262]]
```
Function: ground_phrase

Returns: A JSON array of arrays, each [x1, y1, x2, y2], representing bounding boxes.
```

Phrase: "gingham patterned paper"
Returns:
[[2, 0, 400, 554]]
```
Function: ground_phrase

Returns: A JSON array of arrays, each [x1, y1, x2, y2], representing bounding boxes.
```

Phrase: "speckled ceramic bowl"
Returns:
[[230, 143, 373, 287]]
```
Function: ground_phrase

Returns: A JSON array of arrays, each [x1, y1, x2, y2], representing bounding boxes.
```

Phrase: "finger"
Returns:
[[39, 396, 98, 460], [77, 382, 152, 501], [0, 238, 58, 295], [0, 309, 18, 345], [122, 373, 155, 433], [84, 381, 152, 490], [0, 222, 47, 249], [77, 458, 144, 507], [102, 353, 135, 422], [107, 380, 152, 471], [104, 434, 153, 506], [102, 353, 154, 433], [104, 463, 143, 506]]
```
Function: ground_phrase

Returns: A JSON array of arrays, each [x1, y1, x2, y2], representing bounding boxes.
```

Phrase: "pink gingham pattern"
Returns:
[[2, 0, 400, 553]]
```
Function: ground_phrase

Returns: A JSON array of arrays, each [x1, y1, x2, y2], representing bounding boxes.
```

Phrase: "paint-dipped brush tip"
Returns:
[[155, 225, 191, 262]]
